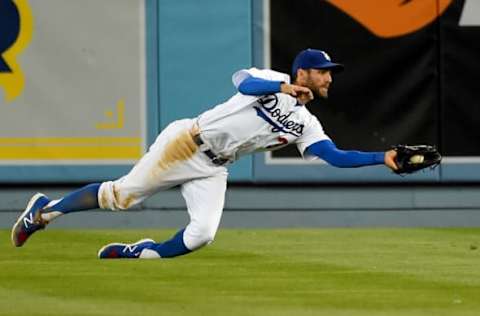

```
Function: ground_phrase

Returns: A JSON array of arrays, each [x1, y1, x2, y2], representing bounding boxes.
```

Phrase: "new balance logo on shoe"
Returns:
[[23, 213, 34, 228], [123, 245, 139, 254]]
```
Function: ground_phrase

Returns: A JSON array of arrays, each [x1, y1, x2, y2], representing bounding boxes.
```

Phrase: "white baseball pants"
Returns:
[[98, 119, 228, 250]]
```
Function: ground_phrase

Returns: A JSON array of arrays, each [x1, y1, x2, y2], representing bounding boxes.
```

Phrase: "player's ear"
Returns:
[[296, 68, 308, 83]]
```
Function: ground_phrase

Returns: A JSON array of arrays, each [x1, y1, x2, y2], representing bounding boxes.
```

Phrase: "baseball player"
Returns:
[[11, 49, 398, 259]]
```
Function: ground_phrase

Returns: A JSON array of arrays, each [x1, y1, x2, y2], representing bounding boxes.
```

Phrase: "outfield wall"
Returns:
[[1, 0, 480, 183], [1, 186, 480, 228]]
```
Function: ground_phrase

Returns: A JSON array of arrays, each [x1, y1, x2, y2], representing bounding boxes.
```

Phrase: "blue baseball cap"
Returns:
[[292, 49, 344, 77]]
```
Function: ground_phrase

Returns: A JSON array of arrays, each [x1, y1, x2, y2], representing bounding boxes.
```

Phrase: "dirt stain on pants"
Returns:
[[102, 127, 200, 211], [112, 184, 137, 210], [157, 129, 199, 171]]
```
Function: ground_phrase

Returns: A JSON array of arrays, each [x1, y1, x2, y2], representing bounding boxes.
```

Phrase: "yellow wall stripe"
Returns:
[[0, 137, 141, 144], [0, 145, 142, 159]]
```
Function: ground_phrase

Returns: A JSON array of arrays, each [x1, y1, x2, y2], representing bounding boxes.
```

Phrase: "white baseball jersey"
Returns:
[[197, 68, 331, 161]]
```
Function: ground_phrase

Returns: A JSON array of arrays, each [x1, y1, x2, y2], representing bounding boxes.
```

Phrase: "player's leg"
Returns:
[[11, 119, 197, 247], [146, 172, 228, 257], [41, 183, 102, 221], [11, 157, 167, 247], [98, 170, 228, 259], [11, 183, 101, 247], [180, 171, 228, 251]]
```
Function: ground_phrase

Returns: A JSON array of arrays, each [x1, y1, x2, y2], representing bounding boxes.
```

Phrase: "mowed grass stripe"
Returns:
[[1, 228, 479, 316]]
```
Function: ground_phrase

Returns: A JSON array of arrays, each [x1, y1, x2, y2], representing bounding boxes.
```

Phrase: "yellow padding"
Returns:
[[0, 137, 142, 159]]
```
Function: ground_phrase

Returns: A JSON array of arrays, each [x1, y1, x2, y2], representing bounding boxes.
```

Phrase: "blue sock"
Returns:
[[150, 229, 192, 258], [46, 183, 101, 214]]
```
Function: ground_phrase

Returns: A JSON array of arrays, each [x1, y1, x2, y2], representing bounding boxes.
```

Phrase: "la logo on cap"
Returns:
[[321, 51, 331, 61]]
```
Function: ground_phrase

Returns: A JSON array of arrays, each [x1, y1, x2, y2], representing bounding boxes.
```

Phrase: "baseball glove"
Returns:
[[392, 145, 442, 175]]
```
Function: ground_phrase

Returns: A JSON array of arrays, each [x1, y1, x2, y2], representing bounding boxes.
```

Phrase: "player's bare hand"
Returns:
[[384, 149, 398, 171], [280, 83, 314, 103]]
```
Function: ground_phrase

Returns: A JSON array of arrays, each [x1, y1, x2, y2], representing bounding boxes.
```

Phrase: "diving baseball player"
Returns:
[[11, 49, 398, 259]]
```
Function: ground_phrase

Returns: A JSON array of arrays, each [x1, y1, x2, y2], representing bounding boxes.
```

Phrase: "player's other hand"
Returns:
[[281, 83, 314, 104], [384, 149, 398, 171]]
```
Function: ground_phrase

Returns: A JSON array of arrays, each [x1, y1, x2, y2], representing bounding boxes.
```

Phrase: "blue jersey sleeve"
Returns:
[[237, 75, 284, 96], [306, 140, 385, 168]]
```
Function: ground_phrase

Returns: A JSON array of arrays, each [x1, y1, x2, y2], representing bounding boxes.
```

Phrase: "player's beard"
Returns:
[[305, 77, 329, 99], [317, 86, 329, 99]]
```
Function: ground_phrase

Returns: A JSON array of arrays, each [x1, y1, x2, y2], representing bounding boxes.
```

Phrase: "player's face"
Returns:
[[304, 69, 332, 98]]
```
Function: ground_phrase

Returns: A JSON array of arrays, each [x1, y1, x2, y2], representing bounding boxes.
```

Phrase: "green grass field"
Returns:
[[1, 228, 479, 316]]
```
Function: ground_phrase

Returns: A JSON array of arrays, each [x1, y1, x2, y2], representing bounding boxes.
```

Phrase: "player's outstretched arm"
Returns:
[[306, 140, 394, 169]]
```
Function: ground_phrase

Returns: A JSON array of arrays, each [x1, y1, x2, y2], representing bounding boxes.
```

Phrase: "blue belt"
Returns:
[[192, 134, 229, 166]]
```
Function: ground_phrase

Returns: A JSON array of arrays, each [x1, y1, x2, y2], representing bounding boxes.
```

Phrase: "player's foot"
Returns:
[[98, 238, 156, 259], [11, 193, 51, 247]]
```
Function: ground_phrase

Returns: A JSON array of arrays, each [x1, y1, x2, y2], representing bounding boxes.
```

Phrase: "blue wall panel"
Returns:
[[157, 0, 253, 181]]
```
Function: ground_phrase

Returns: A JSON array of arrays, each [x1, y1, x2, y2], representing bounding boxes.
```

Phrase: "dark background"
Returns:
[[270, 0, 480, 158]]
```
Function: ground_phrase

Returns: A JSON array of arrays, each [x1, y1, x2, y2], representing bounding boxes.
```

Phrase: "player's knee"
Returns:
[[184, 224, 217, 250], [98, 181, 136, 211], [198, 229, 216, 246], [194, 227, 216, 248]]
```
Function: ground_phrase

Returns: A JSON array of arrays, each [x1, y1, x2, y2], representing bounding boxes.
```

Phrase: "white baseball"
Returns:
[[410, 155, 424, 164]]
